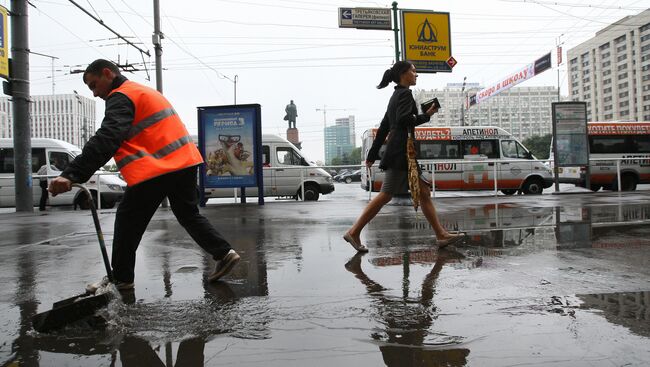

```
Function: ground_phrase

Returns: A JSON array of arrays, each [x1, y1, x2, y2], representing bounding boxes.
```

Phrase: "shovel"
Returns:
[[32, 184, 115, 333]]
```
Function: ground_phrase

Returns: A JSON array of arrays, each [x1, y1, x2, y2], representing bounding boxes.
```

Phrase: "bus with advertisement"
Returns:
[[360, 126, 553, 195], [551, 121, 650, 191]]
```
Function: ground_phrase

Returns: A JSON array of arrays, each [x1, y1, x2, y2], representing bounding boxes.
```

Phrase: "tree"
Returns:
[[349, 147, 362, 164], [522, 134, 552, 160]]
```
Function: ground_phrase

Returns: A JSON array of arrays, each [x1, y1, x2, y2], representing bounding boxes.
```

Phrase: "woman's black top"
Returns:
[[367, 85, 431, 171]]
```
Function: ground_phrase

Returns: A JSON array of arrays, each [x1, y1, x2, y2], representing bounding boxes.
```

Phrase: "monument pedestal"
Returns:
[[287, 128, 302, 150]]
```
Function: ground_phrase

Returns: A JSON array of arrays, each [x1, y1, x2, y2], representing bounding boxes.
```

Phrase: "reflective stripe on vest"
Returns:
[[116, 135, 192, 170], [126, 107, 177, 140], [109, 80, 204, 186]]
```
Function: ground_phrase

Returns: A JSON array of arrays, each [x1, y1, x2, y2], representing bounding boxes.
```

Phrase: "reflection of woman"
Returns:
[[345, 251, 469, 366], [343, 61, 464, 252]]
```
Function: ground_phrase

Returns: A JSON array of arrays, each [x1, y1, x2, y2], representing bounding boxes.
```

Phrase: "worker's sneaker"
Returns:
[[86, 276, 134, 293], [208, 250, 241, 282]]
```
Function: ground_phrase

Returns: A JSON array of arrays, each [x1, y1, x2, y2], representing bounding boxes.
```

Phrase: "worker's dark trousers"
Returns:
[[111, 166, 232, 283]]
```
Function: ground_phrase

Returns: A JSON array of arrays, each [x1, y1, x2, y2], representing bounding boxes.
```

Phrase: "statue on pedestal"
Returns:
[[284, 100, 297, 129]]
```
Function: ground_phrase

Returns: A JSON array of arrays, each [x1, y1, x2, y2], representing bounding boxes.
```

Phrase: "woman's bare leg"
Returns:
[[346, 191, 393, 245], [418, 179, 454, 240]]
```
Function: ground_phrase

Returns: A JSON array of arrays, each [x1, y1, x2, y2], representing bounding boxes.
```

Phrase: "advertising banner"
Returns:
[[474, 63, 534, 105], [197, 104, 262, 189], [0, 6, 8, 80], [470, 51, 553, 106]]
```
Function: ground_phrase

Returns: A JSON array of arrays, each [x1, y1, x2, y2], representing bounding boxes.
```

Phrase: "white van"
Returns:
[[203, 134, 334, 201], [361, 126, 553, 195], [0, 138, 127, 208]]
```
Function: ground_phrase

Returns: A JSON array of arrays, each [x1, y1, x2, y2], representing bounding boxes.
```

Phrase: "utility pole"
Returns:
[[153, 0, 163, 93], [392, 2, 400, 61], [152, 0, 169, 208], [234, 75, 238, 105], [11, 0, 33, 212], [460, 76, 467, 126], [556, 34, 564, 102], [30, 51, 58, 94]]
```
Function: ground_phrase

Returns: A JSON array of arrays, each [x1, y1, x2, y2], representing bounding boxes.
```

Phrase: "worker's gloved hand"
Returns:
[[48, 176, 73, 196]]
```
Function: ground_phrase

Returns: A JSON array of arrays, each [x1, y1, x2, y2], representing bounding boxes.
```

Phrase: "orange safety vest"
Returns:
[[110, 80, 204, 186]]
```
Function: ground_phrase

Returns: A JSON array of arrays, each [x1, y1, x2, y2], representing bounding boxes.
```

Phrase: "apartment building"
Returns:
[[414, 84, 558, 141], [567, 9, 650, 121], [0, 93, 96, 147]]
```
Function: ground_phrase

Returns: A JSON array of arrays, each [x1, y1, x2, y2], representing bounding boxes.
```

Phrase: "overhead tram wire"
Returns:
[[104, 0, 150, 54], [30, 1, 112, 59], [161, 10, 229, 102], [497, 0, 647, 11]]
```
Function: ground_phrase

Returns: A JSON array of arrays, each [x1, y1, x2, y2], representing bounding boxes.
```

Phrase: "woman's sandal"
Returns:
[[437, 233, 466, 248], [343, 233, 369, 252]]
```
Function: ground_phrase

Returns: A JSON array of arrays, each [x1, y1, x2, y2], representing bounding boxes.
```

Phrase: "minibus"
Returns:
[[0, 138, 127, 208], [361, 126, 553, 195]]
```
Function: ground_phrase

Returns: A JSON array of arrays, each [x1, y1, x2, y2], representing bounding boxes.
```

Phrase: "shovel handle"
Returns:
[[73, 184, 113, 282]]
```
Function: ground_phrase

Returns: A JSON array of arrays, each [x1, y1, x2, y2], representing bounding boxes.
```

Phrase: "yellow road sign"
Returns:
[[400, 10, 452, 73]]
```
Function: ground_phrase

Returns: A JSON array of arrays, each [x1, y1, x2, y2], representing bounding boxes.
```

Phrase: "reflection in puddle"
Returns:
[[346, 251, 469, 366], [578, 291, 650, 338]]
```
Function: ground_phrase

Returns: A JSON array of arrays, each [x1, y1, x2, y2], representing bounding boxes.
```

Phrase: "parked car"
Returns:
[[341, 169, 362, 184], [333, 169, 351, 182]]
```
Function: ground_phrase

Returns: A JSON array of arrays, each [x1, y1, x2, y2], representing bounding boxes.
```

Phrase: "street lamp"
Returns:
[[219, 73, 238, 105]]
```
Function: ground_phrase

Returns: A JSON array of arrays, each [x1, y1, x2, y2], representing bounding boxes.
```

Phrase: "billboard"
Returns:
[[197, 104, 263, 189], [400, 10, 452, 73]]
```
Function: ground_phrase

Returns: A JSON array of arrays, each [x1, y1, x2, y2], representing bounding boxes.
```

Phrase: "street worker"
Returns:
[[343, 61, 465, 252], [49, 59, 240, 292]]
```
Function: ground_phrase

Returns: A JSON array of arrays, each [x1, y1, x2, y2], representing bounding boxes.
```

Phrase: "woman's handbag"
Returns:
[[406, 133, 421, 212]]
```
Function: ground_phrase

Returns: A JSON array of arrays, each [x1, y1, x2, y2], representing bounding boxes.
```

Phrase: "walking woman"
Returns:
[[343, 61, 464, 252]]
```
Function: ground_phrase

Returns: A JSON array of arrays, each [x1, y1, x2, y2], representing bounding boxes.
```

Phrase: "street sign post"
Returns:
[[400, 10, 452, 73], [338, 7, 392, 30]]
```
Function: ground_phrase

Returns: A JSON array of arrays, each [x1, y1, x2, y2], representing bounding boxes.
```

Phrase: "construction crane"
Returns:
[[315, 105, 354, 128]]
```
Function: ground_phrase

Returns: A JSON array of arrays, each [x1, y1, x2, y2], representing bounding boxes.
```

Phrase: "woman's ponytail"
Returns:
[[376, 69, 393, 89], [376, 61, 413, 89]]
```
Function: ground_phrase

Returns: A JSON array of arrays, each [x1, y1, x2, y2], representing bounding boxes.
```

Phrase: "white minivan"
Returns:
[[0, 138, 127, 208], [361, 126, 554, 195], [203, 134, 334, 201]]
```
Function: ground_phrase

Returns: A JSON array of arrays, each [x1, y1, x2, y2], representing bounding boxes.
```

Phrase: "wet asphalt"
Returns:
[[1, 183, 650, 366]]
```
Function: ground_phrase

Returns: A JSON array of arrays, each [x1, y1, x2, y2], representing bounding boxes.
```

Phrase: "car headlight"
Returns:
[[106, 184, 123, 191]]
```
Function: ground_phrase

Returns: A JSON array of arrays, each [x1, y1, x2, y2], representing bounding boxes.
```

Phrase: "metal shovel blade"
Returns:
[[32, 292, 111, 333]]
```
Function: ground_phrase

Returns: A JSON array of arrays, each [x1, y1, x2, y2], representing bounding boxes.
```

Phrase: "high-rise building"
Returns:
[[324, 115, 356, 164], [0, 93, 96, 147], [567, 9, 650, 122], [414, 84, 558, 141]]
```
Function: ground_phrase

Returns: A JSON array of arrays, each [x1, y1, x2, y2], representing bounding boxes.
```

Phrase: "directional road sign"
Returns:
[[338, 7, 392, 30]]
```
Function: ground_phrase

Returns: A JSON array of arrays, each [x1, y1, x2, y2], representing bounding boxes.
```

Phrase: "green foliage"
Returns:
[[521, 134, 552, 160], [330, 147, 362, 165]]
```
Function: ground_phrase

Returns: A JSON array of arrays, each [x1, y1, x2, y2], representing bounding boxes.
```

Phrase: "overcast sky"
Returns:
[[14, 0, 650, 162]]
